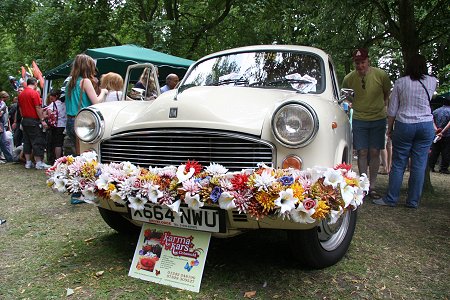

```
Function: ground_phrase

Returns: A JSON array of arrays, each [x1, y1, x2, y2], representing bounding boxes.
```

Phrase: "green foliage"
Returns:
[[437, 64, 450, 94], [0, 0, 448, 92]]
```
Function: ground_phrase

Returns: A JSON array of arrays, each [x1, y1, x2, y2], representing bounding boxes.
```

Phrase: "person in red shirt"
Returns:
[[18, 77, 51, 170]]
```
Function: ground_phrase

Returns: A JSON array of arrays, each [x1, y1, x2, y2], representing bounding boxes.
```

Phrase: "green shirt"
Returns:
[[66, 77, 92, 116], [342, 67, 391, 121]]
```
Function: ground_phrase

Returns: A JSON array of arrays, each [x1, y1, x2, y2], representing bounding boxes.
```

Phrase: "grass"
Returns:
[[0, 162, 449, 299]]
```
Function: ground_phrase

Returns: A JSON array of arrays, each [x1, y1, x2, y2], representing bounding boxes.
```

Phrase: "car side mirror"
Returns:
[[339, 88, 354, 104]]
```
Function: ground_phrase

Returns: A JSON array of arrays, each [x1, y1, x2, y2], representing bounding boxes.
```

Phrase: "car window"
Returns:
[[328, 59, 339, 100], [182, 51, 324, 93]]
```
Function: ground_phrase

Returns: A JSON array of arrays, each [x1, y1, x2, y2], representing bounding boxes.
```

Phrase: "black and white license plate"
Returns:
[[130, 203, 225, 233]]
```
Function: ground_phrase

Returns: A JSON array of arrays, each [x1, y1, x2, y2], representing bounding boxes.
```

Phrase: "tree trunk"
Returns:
[[398, 0, 419, 70]]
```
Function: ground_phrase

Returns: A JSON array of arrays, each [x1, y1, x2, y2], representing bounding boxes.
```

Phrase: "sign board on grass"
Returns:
[[128, 223, 211, 292]]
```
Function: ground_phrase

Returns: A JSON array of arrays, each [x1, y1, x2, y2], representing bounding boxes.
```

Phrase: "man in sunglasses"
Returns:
[[342, 48, 391, 200]]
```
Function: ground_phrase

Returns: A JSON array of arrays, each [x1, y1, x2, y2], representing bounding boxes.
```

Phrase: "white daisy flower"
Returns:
[[121, 161, 138, 175], [253, 170, 276, 192], [205, 163, 229, 175], [80, 151, 97, 162]]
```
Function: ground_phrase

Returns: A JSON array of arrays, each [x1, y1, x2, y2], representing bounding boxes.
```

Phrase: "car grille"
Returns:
[[100, 129, 275, 171]]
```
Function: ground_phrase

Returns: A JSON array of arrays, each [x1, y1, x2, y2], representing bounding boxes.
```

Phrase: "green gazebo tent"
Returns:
[[44, 44, 195, 81]]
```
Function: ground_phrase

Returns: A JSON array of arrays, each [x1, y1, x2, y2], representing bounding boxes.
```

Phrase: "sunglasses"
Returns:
[[361, 77, 366, 90]]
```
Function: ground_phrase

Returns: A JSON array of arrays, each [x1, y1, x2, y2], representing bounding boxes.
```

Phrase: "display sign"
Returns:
[[129, 223, 211, 292]]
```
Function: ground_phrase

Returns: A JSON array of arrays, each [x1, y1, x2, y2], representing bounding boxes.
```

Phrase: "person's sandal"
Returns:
[[369, 190, 382, 200]]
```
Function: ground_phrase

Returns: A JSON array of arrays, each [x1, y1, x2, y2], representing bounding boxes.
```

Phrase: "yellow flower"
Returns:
[[66, 156, 75, 164], [81, 161, 98, 178], [103, 183, 116, 197], [169, 179, 180, 191], [345, 177, 358, 186], [291, 182, 304, 202], [311, 200, 330, 220], [247, 174, 256, 188], [255, 191, 277, 212], [139, 173, 158, 182]]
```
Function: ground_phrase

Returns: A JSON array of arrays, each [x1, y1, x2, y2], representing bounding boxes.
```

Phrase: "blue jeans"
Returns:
[[384, 121, 434, 207]]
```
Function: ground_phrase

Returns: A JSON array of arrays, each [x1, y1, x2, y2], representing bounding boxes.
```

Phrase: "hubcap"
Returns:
[[317, 211, 350, 251]]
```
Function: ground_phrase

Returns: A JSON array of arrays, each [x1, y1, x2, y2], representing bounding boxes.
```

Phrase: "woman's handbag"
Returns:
[[44, 102, 58, 128]]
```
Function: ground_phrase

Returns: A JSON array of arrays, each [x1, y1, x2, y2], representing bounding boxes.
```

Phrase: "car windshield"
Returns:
[[181, 51, 324, 93]]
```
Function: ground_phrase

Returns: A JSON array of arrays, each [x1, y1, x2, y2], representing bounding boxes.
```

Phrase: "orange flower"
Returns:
[[255, 191, 277, 212]]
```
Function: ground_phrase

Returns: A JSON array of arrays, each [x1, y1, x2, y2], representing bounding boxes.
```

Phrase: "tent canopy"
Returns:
[[44, 44, 195, 81]]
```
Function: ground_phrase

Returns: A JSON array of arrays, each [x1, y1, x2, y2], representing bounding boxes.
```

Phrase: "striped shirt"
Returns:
[[388, 75, 437, 123]]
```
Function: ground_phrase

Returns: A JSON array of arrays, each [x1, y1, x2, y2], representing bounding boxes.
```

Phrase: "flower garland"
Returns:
[[46, 152, 369, 225]]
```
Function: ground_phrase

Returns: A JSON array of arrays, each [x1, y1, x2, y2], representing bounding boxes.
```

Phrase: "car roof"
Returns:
[[198, 45, 329, 61]]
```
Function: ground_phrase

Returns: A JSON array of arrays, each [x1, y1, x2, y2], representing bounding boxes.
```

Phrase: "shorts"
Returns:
[[21, 117, 46, 157], [352, 118, 386, 151]]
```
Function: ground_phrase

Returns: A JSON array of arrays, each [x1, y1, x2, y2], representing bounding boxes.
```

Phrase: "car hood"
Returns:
[[111, 86, 303, 136]]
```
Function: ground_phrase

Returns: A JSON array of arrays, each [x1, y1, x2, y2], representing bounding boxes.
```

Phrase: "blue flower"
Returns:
[[279, 176, 294, 186], [210, 186, 222, 203]]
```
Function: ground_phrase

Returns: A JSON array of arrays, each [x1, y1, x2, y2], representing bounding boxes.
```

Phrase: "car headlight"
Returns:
[[272, 101, 319, 148], [75, 108, 104, 143]]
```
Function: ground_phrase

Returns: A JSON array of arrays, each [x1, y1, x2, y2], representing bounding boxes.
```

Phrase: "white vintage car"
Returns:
[[75, 45, 355, 268]]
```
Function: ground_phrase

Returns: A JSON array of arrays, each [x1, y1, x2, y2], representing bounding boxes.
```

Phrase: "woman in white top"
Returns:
[[100, 72, 123, 101]]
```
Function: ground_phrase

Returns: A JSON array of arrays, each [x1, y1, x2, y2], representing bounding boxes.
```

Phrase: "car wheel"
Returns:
[[287, 209, 357, 269], [98, 207, 140, 235]]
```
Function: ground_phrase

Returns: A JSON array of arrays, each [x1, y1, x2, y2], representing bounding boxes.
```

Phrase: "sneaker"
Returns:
[[25, 161, 35, 169], [35, 161, 51, 170], [372, 198, 396, 207]]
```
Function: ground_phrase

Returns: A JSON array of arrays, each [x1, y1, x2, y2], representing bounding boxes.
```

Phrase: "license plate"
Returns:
[[130, 203, 225, 233]]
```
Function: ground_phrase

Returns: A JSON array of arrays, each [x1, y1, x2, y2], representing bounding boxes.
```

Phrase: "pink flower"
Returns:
[[302, 198, 316, 210]]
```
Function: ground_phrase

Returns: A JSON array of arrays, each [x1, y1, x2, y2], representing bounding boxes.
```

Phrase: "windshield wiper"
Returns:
[[214, 79, 249, 86], [266, 78, 312, 86]]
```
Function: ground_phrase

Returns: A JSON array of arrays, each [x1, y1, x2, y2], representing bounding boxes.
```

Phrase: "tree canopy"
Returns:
[[0, 0, 448, 96]]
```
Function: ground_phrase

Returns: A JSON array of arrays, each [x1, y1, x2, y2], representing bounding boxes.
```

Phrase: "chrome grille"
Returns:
[[100, 129, 275, 171]]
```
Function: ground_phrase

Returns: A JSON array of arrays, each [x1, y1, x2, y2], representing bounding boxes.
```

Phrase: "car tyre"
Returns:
[[287, 209, 357, 269], [98, 207, 140, 235]]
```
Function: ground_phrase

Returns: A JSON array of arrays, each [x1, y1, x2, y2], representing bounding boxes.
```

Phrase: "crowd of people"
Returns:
[[0, 55, 181, 169], [343, 48, 449, 209]]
